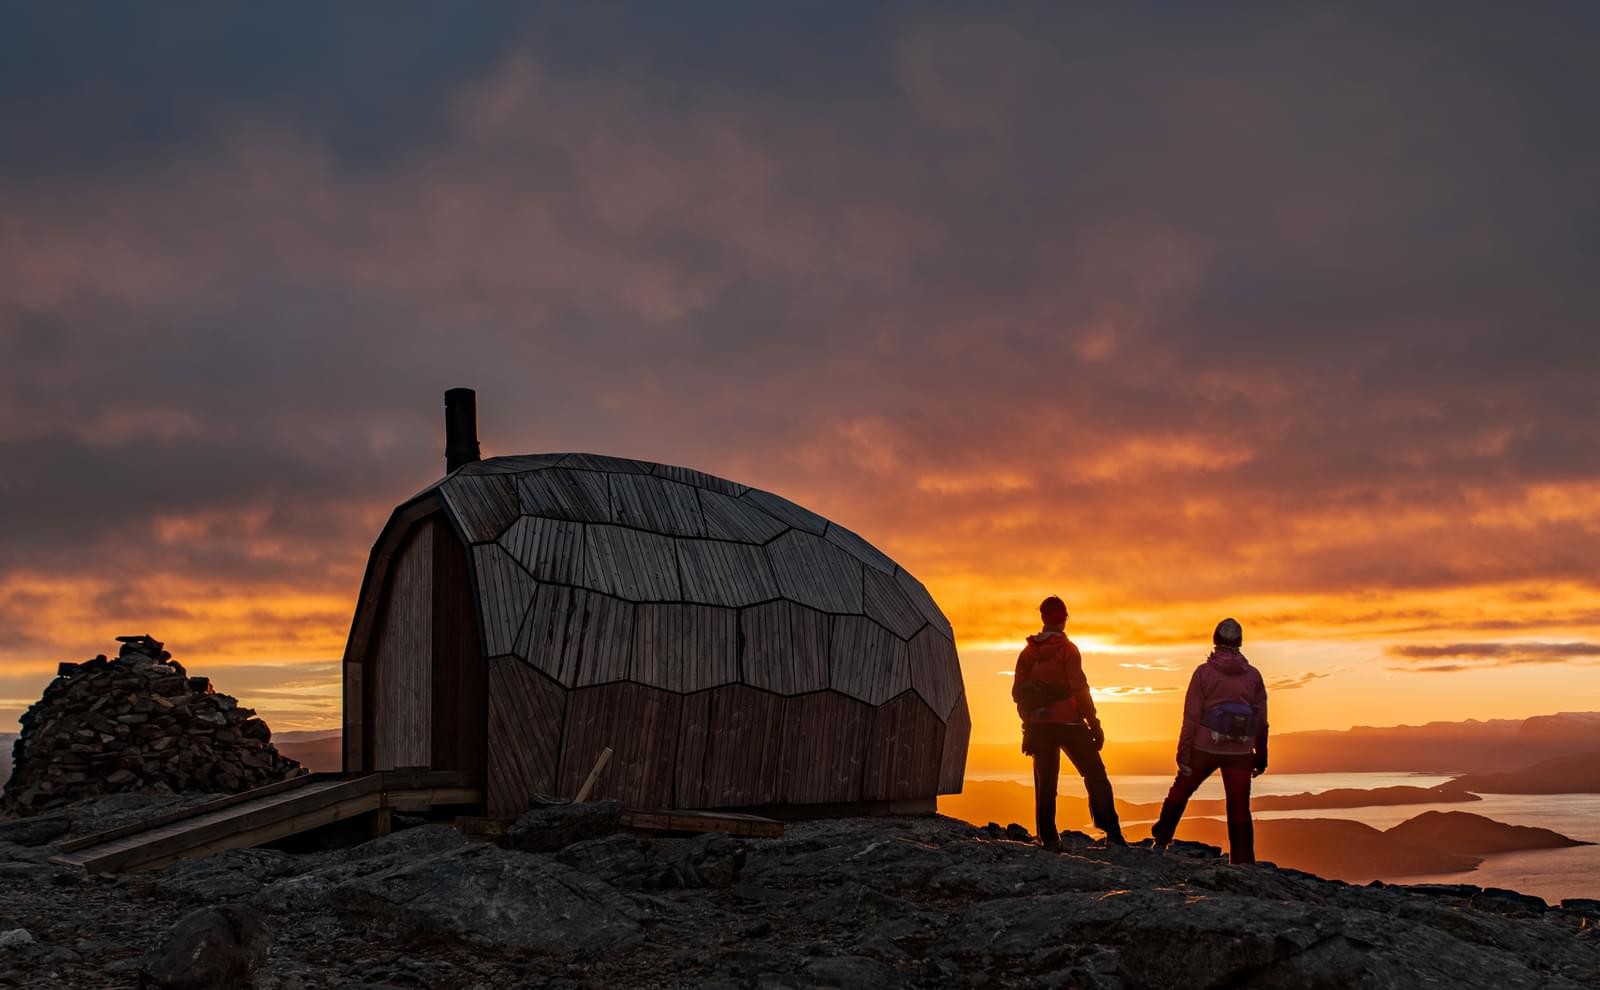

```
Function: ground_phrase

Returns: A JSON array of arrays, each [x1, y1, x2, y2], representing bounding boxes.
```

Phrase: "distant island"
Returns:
[[1138, 811, 1590, 884], [939, 779, 1480, 836], [1450, 750, 1600, 794]]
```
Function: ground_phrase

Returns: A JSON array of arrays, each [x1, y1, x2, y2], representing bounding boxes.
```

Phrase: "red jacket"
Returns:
[[1013, 631, 1097, 725], [1177, 647, 1269, 765]]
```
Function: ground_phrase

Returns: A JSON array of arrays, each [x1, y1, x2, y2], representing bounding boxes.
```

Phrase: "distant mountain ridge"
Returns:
[[968, 711, 1600, 776]]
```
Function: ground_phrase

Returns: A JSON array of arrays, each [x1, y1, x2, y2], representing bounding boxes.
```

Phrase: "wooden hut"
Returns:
[[342, 391, 969, 817]]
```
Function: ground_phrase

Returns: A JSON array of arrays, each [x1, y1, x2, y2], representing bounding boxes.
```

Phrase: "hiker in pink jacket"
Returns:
[[1150, 618, 1269, 863]]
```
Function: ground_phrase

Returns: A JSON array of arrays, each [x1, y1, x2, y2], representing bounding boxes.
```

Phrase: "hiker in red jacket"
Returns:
[[1013, 596, 1126, 851], [1150, 617, 1269, 863]]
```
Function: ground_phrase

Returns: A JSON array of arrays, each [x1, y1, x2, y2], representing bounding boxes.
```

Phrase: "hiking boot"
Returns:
[[1037, 836, 1062, 853]]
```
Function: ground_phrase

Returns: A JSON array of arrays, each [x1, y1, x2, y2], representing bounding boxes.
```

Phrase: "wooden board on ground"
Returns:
[[50, 770, 481, 873], [621, 808, 784, 838]]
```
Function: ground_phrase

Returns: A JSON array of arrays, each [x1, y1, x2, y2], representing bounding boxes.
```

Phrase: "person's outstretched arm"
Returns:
[[1176, 667, 1203, 774]]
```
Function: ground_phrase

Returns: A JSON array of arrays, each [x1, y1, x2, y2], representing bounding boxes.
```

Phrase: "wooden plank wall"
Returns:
[[632, 604, 738, 693], [697, 489, 788, 542], [608, 474, 706, 537], [830, 616, 910, 706], [434, 521, 487, 782], [740, 601, 830, 695], [766, 530, 865, 613], [373, 521, 433, 770], [939, 693, 971, 794], [582, 525, 682, 601], [908, 625, 964, 720], [557, 682, 682, 809], [776, 692, 873, 804], [486, 658, 567, 817], [676, 685, 786, 807], [862, 692, 944, 802], [676, 539, 778, 607]]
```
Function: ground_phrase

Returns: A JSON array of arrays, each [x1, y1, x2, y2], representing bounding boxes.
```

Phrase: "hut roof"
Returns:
[[410, 453, 963, 719]]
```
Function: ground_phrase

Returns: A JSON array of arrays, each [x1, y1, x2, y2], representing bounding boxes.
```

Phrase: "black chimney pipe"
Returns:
[[444, 388, 480, 473]]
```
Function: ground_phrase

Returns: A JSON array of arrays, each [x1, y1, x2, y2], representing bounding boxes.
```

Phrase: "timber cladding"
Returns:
[[343, 452, 971, 816]]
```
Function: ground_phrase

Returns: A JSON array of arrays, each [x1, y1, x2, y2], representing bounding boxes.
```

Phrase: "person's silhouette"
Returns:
[[1150, 617, 1269, 863], [1012, 596, 1126, 850]]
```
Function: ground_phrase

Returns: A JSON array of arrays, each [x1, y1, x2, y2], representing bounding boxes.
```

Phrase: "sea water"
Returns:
[[966, 771, 1600, 902]]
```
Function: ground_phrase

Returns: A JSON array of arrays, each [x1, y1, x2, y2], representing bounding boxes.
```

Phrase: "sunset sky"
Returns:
[[2, 4, 1598, 746]]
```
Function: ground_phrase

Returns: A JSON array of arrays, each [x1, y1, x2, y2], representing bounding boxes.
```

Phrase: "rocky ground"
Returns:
[[0, 794, 1597, 989]]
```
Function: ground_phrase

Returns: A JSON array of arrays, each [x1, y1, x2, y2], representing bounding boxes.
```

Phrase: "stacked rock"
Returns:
[[2, 635, 304, 816]]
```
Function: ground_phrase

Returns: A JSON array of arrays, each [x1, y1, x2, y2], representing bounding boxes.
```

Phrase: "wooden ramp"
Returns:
[[50, 770, 480, 874]]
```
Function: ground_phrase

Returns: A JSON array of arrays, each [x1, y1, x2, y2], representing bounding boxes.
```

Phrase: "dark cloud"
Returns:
[[1388, 641, 1600, 670], [1, 3, 1598, 682]]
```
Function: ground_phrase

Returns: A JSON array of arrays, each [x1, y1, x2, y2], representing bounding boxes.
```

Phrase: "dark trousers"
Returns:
[[1025, 722, 1123, 843], [1151, 750, 1255, 863]]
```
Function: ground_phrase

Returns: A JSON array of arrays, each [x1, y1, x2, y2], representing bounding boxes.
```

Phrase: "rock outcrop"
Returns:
[[1, 802, 1596, 988], [2, 636, 303, 816]]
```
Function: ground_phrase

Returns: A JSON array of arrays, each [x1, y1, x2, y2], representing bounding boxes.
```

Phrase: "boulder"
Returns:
[[139, 905, 272, 990], [0, 815, 70, 847], [504, 798, 621, 852], [329, 842, 643, 953]]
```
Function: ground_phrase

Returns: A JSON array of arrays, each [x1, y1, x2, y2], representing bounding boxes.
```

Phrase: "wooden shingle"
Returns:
[[862, 567, 927, 640], [908, 624, 963, 720], [582, 525, 681, 601], [654, 464, 748, 496], [517, 469, 611, 523], [829, 616, 911, 706], [471, 543, 535, 658], [515, 585, 635, 688], [438, 474, 519, 543], [677, 539, 779, 608], [633, 604, 739, 693], [824, 522, 896, 575], [499, 516, 585, 585], [893, 567, 954, 640], [766, 530, 865, 614], [740, 488, 828, 536], [609, 474, 706, 537], [697, 489, 789, 544], [739, 601, 830, 695], [939, 693, 970, 795]]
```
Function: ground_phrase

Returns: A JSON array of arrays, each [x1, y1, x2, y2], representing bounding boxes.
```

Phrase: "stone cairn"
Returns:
[[2, 635, 304, 816]]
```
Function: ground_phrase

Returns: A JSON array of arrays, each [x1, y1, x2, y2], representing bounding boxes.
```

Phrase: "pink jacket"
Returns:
[[1177, 647, 1269, 764]]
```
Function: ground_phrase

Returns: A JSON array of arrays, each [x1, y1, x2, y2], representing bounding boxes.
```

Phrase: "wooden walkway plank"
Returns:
[[50, 772, 478, 874]]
